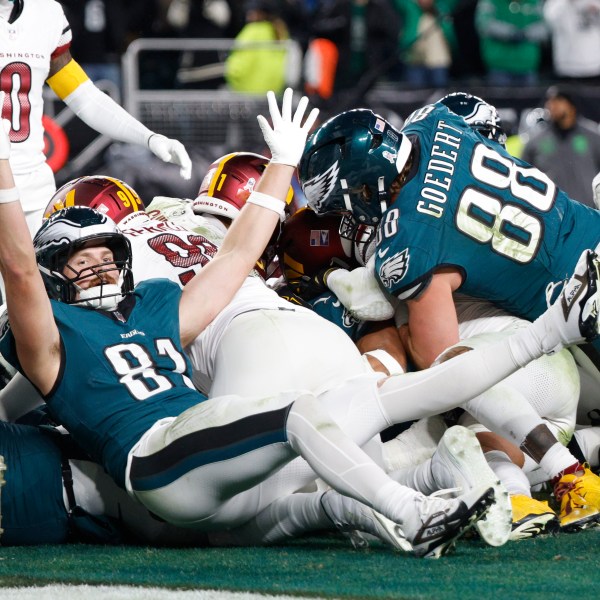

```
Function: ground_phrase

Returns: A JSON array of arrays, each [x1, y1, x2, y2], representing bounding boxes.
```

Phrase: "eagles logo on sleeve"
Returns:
[[378, 249, 410, 289], [302, 161, 340, 213]]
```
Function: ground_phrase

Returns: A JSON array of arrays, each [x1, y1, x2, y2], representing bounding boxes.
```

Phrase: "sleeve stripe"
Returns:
[[50, 41, 71, 61], [46, 59, 89, 99]]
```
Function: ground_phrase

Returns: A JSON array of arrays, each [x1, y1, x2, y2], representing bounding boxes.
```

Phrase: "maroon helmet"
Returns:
[[194, 152, 294, 219], [44, 175, 145, 225], [277, 207, 357, 282]]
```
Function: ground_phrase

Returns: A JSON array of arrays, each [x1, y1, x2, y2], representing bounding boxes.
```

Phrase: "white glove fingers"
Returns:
[[266, 90, 281, 128], [171, 142, 192, 179], [292, 95, 308, 126], [302, 107, 320, 133], [281, 87, 293, 123], [256, 114, 273, 139]]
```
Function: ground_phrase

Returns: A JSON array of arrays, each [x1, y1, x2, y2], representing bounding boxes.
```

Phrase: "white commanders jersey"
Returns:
[[0, 0, 71, 176], [130, 198, 306, 391], [119, 210, 222, 287]]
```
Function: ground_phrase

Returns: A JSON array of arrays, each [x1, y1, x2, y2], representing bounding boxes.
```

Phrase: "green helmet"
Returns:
[[298, 108, 412, 226]]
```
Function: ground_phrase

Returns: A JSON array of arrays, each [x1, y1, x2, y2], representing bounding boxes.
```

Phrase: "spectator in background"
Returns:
[[392, 0, 458, 88], [522, 86, 600, 208], [61, 0, 127, 92], [304, 0, 400, 100], [475, 0, 548, 86], [224, 0, 300, 94], [544, 0, 600, 83]]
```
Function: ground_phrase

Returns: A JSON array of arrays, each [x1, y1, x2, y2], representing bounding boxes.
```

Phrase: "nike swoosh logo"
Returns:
[[378, 247, 390, 259]]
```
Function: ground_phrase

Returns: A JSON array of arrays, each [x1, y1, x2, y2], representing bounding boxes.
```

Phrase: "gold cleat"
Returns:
[[510, 495, 559, 540], [555, 466, 600, 531]]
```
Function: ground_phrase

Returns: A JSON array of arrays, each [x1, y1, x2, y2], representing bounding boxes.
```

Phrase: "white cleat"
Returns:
[[431, 425, 512, 547], [403, 485, 495, 558], [320, 490, 413, 552], [539, 249, 600, 354]]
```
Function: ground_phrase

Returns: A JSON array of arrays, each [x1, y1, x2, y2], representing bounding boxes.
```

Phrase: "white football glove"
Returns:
[[593, 170, 600, 210], [257, 87, 319, 167], [148, 134, 193, 180]]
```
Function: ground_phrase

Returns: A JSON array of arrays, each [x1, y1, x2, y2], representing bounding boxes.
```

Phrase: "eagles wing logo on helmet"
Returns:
[[378, 249, 410, 288], [303, 161, 340, 213]]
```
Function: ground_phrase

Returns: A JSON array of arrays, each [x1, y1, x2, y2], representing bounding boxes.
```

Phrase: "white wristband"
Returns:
[[246, 191, 286, 218], [363, 349, 405, 376], [0, 187, 19, 203]]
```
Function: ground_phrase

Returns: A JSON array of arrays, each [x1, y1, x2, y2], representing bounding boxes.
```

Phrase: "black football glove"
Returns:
[[276, 283, 313, 309], [291, 258, 352, 301]]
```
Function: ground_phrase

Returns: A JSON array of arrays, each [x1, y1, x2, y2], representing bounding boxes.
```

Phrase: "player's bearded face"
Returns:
[[63, 245, 120, 293]]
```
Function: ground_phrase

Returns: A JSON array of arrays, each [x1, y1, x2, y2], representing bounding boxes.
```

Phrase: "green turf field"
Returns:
[[1, 528, 600, 599]]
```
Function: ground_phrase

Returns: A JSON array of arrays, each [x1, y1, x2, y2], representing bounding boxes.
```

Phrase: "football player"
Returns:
[[0, 0, 191, 236], [273, 203, 586, 537], [299, 93, 600, 530]]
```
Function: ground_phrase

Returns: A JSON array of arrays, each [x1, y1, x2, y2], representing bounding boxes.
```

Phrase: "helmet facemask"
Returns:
[[35, 207, 135, 310], [61, 244, 131, 311]]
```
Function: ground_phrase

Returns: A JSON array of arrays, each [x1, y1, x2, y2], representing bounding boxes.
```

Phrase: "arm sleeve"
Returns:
[[47, 60, 153, 147]]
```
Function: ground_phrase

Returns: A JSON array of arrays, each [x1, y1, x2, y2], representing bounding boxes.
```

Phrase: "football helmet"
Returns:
[[440, 92, 506, 145], [194, 152, 294, 219], [277, 207, 356, 282], [298, 108, 413, 226], [34, 206, 134, 310], [44, 176, 145, 225]]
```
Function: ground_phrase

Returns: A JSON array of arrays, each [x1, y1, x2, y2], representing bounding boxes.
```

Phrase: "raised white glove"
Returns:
[[257, 87, 319, 167], [148, 134, 193, 180]]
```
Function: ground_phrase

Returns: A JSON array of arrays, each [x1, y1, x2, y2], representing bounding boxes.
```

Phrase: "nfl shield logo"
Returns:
[[310, 230, 330, 246]]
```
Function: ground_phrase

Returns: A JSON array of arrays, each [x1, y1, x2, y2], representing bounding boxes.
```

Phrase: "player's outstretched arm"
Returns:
[[47, 53, 192, 179], [402, 270, 463, 369], [0, 106, 61, 394], [178, 88, 319, 345]]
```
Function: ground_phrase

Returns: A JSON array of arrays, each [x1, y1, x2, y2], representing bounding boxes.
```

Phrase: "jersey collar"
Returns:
[[9, 0, 23, 23]]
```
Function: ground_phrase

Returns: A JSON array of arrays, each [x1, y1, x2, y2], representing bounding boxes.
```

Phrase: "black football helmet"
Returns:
[[44, 175, 145, 225], [298, 108, 413, 226], [440, 92, 507, 145], [34, 206, 134, 310]]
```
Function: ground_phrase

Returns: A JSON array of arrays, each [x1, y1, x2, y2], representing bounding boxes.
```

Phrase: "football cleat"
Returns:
[[539, 249, 600, 354], [430, 426, 512, 547], [320, 489, 413, 552], [0, 455, 5, 538], [509, 495, 559, 540], [404, 486, 495, 559], [555, 466, 600, 531]]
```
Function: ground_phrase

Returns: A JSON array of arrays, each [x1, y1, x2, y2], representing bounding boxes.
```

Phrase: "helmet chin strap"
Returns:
[[74, 283, 123, 311]]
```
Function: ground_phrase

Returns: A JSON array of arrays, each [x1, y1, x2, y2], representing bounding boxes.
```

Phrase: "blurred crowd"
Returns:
[[60, 0, 600, 96]]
